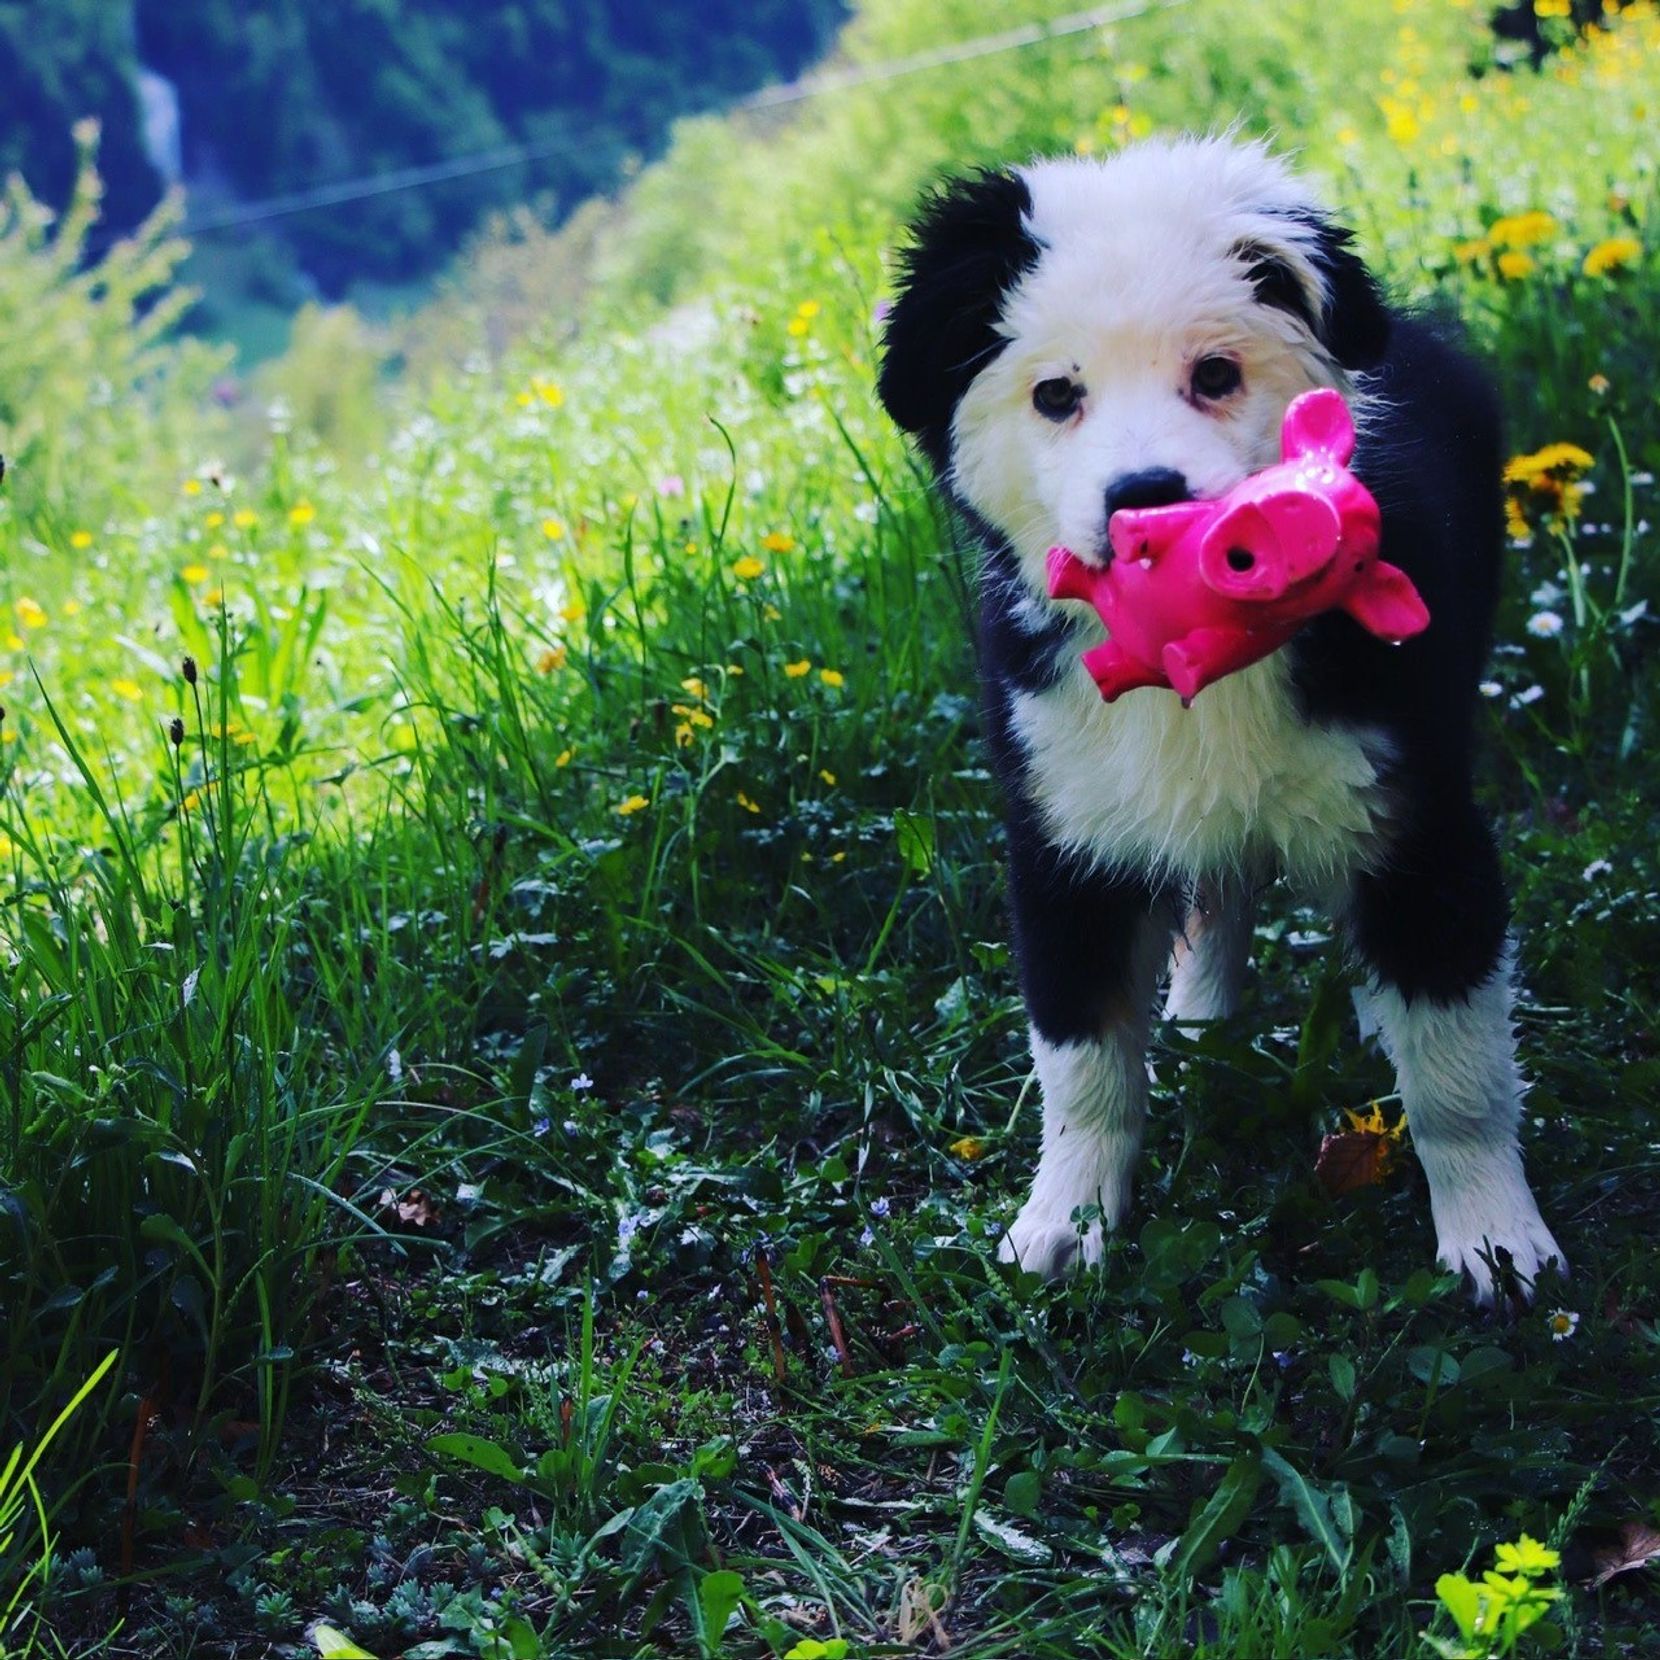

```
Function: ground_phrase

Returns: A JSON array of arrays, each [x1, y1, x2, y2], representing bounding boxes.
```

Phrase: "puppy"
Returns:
[[876, 136, 1563, 1303]]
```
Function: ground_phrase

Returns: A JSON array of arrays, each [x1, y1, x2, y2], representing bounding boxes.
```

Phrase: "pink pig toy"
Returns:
[[1046, 388, 1430, 704]]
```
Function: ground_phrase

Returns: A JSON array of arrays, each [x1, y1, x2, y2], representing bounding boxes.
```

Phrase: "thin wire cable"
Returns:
[[177, 0, 1191, 237]]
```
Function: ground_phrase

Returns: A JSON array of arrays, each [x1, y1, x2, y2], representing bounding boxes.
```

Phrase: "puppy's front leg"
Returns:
[[1348, 803, 1564, 1303], [997, 831, 1169, 1278]]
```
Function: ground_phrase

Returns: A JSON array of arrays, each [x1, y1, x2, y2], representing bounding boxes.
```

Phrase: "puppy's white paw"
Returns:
[[1429, 1165, 1566, 1304], [998, 1205, 1105, 1279]]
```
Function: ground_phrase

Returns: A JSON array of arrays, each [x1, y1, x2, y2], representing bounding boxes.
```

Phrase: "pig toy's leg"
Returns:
[[1161, 626, 1270, 702], [1080, 639, 1165, 702], [998, 832, 1171, 1277], [1164, 879, 1256, 1023]]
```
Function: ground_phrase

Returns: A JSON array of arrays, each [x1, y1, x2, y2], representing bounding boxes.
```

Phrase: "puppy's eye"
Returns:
[[1032, 377, 1083, 420], [1190, 356, 1243, 400]]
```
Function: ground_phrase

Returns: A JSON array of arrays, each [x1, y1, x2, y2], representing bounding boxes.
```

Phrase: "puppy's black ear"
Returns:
[[1307, 218, 1391, 371], [877, 169, 1040, 470], [1237, 213, 1391, 372]]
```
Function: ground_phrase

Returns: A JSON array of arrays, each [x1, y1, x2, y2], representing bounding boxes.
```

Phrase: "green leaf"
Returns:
[[1004, 1469, 1042, 1517], [1434, 1572, 1483, 1643], [311, 1626, 378, 1659], [894, 808, 935, 876], [425, 1433, 524, 1485], [1329, 1353, 1357, 1401], [698, 1568, 745, 1645], [1260, 1448, 1354, 1576], [1170, 1456, 1260, 1578]]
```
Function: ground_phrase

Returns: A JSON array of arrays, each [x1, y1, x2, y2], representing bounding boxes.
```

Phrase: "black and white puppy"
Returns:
[[876, 137, 1563, 1302]]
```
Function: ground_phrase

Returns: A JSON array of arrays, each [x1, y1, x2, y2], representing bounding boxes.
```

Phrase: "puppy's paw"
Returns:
[[997, 1204, 1106, 1279], [1435, 1198, 1566, 1306]]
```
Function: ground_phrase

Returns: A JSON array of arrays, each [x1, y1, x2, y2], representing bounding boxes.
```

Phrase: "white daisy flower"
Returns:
[[1547, 1308, 1579, 1342], [1527, 611, 1564, 638]]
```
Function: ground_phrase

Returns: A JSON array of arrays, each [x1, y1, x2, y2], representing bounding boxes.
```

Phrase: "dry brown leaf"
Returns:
[[1589, 1521, 1660, 1588], [1315, 1129, 1396, 1197], [378, 1186, 441, 1227]]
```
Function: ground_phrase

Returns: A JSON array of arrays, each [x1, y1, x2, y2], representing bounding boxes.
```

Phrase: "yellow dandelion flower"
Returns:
[[1504, 443, 1593, 482], [181, 564, 210, 584], [732, 555, 766, 581], [63, 599, 82, 616], [1379, 97, 1420, 143], [761, 531, 796, 553], [1588, 373, 1610, 395], [555, 748, 573, 767], [0, 833, 12, 858], [1495, 1535, 1561, 1575], [182, 479, 203, 497], [289, 502, 316, 528], [180, 789, 202, 812], [537, 644, 568, 674], [786, 318, 810, 338], [796, 300, 821, 319], [110, 677, 144, 702], [783, 658, 811, 678], [614, 793, 651, 816], [205, 511, 226, 529], [819, 769, 837, 786], [4, 633, 23, 651], [534, 379, 564, 407], [949, 1135, 989, 1161], [1453, 237, 1492, 264], [1497, 250, 1535, 280], [1583, 235, 1641, 277], [1505, 498, 1532, 540], [559, 597, 586, 624], [737, 790, 761, 814], [1335, 125, 1359, 145], [233, 508, 258, 529], [819, 668, 845, 688], [203, 587, 225, 606], [0, 671, 10, 688], [541, 518, 566, 540], [15, 599, 47, 630], [1489, 210, 1557, 249], [69, 530, 93, 550]]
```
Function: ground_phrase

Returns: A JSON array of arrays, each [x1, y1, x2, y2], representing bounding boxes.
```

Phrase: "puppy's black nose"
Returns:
[[1103, 467, 1191, 520]]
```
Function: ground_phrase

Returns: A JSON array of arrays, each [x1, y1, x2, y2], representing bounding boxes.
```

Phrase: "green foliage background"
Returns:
[[0, 0, 1657, 1653]]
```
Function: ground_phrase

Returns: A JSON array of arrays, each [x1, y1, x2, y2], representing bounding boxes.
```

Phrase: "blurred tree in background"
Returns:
[[0, 0, 847, 295]]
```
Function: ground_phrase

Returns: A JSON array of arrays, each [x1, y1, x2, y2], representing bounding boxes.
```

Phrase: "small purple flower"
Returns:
[[571, 1072, 594, 1092], [870, 1197, 890, 1219], [532, 1116, 551, 1138], [657, 474, 685, 499]]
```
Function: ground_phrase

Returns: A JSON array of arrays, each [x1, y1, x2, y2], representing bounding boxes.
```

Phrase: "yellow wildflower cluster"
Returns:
[[1504, 441, 1594, 534], [516, 377, 565, 409], [732, 555, 765, 582], [1583, 234, 1641, 276], [786, 300, 820, 339]]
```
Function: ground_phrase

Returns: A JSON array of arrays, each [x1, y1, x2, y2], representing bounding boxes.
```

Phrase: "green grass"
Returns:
[[1, 0, 1659, 1654]]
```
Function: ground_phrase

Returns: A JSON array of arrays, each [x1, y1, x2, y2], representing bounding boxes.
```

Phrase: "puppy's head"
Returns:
[[877, 137, 1390, 594]]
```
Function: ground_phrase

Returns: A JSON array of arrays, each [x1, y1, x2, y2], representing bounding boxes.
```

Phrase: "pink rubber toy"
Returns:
[[1046, 388, 1429, 704]]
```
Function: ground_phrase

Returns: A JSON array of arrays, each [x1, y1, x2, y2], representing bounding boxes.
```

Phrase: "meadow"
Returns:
[[1, 0, 1657, 1654]]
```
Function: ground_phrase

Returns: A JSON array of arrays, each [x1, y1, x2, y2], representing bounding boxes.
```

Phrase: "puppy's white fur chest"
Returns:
[[1011, 649, 1393, 887]]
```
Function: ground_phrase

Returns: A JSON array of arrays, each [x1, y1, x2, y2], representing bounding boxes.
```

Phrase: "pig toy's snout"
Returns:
[[1197, 492, 1342, 601]]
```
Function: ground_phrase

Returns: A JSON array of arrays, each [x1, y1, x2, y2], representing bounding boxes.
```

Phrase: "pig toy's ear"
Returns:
[[1279, 388, 1356, 466]]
